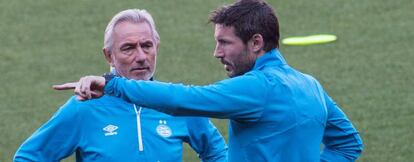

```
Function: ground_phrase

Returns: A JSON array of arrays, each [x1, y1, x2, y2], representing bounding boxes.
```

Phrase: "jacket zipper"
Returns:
[[133, 104, 144, 152]]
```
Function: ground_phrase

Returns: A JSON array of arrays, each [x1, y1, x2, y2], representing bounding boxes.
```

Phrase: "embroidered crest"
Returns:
[[156, 120, 172, 138]]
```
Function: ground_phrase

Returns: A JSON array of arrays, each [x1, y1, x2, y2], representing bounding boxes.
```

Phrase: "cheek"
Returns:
[[228, 47, 244, 61], [117, 54, 136, 64], [148, 54, 156, 64], [112, 57, 133, 70]]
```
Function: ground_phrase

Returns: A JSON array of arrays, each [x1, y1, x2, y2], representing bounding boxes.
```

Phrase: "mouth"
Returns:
[[130, 67, 149, 72], [220, 59, 231, 71], [220, 59, 228, 65]]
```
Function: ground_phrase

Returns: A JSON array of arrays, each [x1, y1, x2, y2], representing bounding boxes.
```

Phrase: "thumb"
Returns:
[[91, 90, 104, 98]]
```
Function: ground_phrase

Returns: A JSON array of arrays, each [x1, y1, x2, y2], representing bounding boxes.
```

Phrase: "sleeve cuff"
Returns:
[[320, 148, 354, 162], [104, 77, 117, 95]]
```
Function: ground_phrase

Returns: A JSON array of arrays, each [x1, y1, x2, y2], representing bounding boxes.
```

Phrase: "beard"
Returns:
[[227, 48, 256, 78]]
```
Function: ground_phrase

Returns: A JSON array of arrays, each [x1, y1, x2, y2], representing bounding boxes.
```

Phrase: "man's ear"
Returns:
[[103, 48, 114, 67], [250, 34, 264, 54], [156, 42, 160, 50]]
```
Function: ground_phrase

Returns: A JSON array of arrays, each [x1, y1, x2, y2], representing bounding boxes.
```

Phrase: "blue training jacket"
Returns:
[[14, 95, 227, 162], [103, 48, 364, 162]]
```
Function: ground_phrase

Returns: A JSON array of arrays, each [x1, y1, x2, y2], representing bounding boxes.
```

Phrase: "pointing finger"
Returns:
[[53, 82, 78, 90]]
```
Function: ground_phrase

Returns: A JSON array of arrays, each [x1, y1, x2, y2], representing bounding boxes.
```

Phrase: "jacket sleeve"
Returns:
[[104, 73, 266, 122], [184, 118, 227, 162], [14, 97, 83, 162], [320, 93, 364, 162]]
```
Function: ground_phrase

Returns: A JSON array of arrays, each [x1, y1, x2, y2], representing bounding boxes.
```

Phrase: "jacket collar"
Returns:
[[253, 48, 287, 70]]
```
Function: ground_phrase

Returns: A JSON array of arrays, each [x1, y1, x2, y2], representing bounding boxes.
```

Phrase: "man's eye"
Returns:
[[121, 45, 135, 52], [142, 43, 153, 49], [219, 40, 228, 45]]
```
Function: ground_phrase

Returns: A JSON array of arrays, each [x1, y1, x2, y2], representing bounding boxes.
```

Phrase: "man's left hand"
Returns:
[[53, 76, 105, 101]]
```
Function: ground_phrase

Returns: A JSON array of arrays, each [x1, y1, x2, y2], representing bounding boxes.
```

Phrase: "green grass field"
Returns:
[[1, 0, 413, 161]]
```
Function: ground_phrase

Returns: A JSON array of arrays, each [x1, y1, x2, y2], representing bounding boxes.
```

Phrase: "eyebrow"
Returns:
[[141, 39, 154, 44], [217, 38, 230, 42], [119, 39, 155, 47], [120, 42, 136, 47]]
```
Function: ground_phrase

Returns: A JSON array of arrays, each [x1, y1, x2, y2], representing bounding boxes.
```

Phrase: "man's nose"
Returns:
[[214, 45, 224, 58], [134, 47, 146, 62]]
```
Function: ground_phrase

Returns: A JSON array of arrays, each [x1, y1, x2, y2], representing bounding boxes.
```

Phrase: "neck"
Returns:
[[255, 49, 266, 59]]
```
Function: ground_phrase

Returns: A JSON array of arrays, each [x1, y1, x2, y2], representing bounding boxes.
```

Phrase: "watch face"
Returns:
[[103, 73, 116, 83]]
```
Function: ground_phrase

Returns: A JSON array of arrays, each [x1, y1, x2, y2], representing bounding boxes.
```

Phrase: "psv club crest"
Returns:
[[156, 120, 172, 138]]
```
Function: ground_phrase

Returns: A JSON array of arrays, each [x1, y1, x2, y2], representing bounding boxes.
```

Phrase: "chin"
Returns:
[[227, 72, 235, 78], [228, 70, 246, 78], [127, 75, 146, 81], [129, 72, 151, 80]]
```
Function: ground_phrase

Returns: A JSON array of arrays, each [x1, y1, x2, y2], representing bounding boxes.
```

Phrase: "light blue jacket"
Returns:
[[103, 48, 363, 162], [14, 95, 227, 162]]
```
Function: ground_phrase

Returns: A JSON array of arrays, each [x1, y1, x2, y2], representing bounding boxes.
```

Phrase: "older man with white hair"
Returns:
[[14, 9, 227, 162]]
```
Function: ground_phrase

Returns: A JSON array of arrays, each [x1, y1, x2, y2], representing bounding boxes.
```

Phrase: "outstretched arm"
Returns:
[[55, 73, 266, 121], [103, 74, 265, 120]]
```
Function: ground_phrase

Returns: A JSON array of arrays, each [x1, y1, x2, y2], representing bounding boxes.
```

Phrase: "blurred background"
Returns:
[[1, 0, 413, 161]]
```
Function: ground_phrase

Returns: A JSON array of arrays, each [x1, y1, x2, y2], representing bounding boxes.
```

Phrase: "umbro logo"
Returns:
[[103, 124, 118, 136]]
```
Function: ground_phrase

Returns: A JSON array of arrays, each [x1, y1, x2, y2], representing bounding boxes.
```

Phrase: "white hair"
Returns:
[[104, 9, 160, 53]]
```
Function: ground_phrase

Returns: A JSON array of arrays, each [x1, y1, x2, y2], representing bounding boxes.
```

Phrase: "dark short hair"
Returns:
[[209, 0, 280, 51]]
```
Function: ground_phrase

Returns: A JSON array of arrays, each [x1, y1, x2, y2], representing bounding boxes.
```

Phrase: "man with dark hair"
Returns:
[[210, 0, 280, 51], [55, 0, 364, 161]]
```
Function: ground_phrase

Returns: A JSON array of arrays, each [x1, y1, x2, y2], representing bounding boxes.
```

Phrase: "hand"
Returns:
[[53, 76, 106, 101]]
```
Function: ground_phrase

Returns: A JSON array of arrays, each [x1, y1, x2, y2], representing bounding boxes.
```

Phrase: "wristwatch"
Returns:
[[102, 72, 116, 84]]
